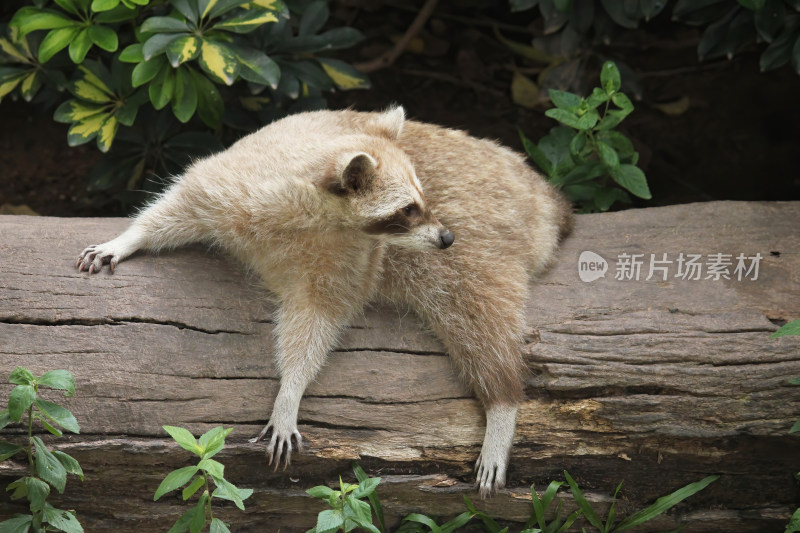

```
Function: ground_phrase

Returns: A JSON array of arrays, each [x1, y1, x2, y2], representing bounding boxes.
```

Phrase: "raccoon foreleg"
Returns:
[[475, 402, 518, 498], [250, 296, 348, 469]]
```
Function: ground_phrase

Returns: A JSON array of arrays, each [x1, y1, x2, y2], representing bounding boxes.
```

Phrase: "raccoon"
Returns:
[[77, 107, 572, 497]]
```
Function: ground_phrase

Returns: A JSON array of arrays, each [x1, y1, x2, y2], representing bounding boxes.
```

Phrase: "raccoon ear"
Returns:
[[373, 106, 405, 139], [333, 152, 377, 194]]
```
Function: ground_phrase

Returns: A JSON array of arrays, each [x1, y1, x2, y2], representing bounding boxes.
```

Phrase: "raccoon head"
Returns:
[[327, 148, 454, 251]]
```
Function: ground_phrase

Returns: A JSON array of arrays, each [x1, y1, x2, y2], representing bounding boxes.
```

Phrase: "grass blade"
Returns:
[[614, 475, 719, 531]]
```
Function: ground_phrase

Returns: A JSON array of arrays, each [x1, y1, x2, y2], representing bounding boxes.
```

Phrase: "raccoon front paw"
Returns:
[[475, 452, 507, 499], [249, 421, 303, 471], [77, 243, 122, 274]]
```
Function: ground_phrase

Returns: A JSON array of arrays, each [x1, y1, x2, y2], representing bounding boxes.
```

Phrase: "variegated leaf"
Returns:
[[317, 58, 370, 90], [199, 39, 239, 85], [96, 114, 118, 152], [19, 71, 42, 101], [0, 72, 27, 101], [214, 9, 278, 33], [78, 64, 114, 95], [67, 111, 109, 146], [53, 99, 107, 123], [0, 37, 29, 63], [166, 35, 200, 67], [38, 26, 80, 63], [69, 78, 113, 103]]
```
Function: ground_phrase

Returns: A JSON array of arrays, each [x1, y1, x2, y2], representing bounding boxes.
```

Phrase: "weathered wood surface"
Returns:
[[0, 201, 799, 532]]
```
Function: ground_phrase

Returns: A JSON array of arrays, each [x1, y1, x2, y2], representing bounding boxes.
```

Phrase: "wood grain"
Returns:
[[1, 201, 798, 532]]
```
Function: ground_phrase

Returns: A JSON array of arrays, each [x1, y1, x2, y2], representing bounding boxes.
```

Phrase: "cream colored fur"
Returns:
[[77, 107, 571, 498]]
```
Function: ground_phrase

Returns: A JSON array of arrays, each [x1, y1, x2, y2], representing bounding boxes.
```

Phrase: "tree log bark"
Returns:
[[1, 201, 798, 532]]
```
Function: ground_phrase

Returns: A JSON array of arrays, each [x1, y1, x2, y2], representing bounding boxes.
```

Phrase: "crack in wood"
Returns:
[[0, 315, 250, 336]]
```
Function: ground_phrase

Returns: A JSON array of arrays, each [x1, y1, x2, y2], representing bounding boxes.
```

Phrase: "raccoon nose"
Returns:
[[439, 229, 455, 249]]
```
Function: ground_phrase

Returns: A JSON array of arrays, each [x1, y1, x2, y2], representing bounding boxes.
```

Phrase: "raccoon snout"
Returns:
[[438, 229, 455, 249]]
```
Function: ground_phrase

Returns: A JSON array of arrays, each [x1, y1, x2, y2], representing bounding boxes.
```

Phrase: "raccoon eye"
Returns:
[[402, 203, 419, 217]]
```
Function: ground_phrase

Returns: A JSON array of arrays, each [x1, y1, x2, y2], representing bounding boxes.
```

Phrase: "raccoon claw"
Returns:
[[474, 453, 506, 499], [250, 422, 302, 471], [77, 243, 121, 274]]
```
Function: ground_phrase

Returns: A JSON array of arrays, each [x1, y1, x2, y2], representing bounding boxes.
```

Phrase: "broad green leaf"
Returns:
[[7, 477, 28, 501], [610, 164, 652, 199], [0, 442, 24, 462], [38, 370, 76, 396], [520, 129, 553, 176], [611, 91, 634, 113], [0, 515, 33, 533], [545, 108, 581, 129], [594, 186, 632, 211], [198, 426, 232, 459], [199, 39, 239, 84], [353, 476, 380, 498], [172, 67, 197, 123], [52, 451, 84, 481], [189, 495, 207, 533], [772, 319, 800, 337], [168, 507, 196, 533], [131, 56, 168, 87], [35, 399, 80, 434], [140, 16, 191, 33], [39, 415, 63, 437], [182, 475, 205, 500], [25, 476, 50, 512], [234, 46, 279, 87], [38, 26, 80, 63], [166, 35, 200, 67], [402, 514, 442, 533], [315, 509, 344, 533], [171, 0, 199, 24], [760, 19, 799, 71], [78, 62, 114, 94], [316, 27, 364, 50], [18, 71, 41, 101], [143, 33, 182, 61], [597, 140, 620, 169], [9, 368, 35, 386], [190, 69, 223, 127], [786, 507, 800, 533], [210, 518, 231, 533], [307, 485, 335, 499], [0, 410, 12, 431], [586, 87, 610, 109], [344, 497, 372, 530], [549, 89, 581, 111], [88, 25, 118, 52], [300, 1, 328, 36], [0, 73, 26, 101], [119, 43, 144, 62], [353, 463, 385, 533], [163, 425, 201, 454], [318, 58, 369, 89], [94, 4, 138, 22], [149, 68, 175, 109], [511, 70, 539, 109], [8, 385, 35, 421], [154, 465, 199, 500], [68, 28, 93, 63], [616, 476, 719, 530], [42, 503, 83, 533], [596, 109, 628, 131], [91, 0, 120, 11], [211, 477, 250, 510], [214, 9, 279, 33], [597, 130, 635, 161], [575, 109, 599, 130], [33, 436, 68, 493], [54, 99, 106, 123], [11, 8, 76, 37], [564, 471, 603, 530], [67, 111, 109, 146], [198, 458, 224, 479], [0, 38, 29, 62], [600, 60, 621, 93]]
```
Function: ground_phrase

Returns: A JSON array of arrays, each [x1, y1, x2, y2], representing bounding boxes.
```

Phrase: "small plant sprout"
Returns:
[[153, 426, 253, 533], [0, 367, 84, 533], [521, 61, 651, 213], [306, 464, 383, 533]]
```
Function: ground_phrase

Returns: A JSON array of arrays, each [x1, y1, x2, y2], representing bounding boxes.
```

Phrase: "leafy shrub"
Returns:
[[520, 61, 650, 212], [0, 0, 367, 203], [0, 367, 84, 533], [154, 425, 252, 533]]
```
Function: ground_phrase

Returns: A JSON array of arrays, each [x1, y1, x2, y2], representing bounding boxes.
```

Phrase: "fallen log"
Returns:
[[0, 201, 799, 532]]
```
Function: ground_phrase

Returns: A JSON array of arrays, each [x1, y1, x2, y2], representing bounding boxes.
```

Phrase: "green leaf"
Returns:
[[94, 4, 138, 22], [564, 471, 603, 530], [210, 518, 231, 533], [154, 466, 199, 500], [738, 0, 766, 9], [92, 0, 120, 11], [8, 385, 35, 421], [616, 476, 719, 530], [198, 39, 239, 84], [88, 24, 118, 52], [25, 476, 50, 512], [0, 410, 12, 431], [163, 425, 201, 454], [520, 129, 553, 176], [35, 400, 80, 434], [119, 43, 144, 62], [190, 69, 223, 127], [610, 164, 651, 199], [38, 26, 80, 63], [143, 33, 182, 61], [352, 476, 380, 498], [11, 8, 77, 37], [171, 0, 199, 24], [600, 61, 621, 93], [611, 91, 634, 113], [141, 16, 191, 33], [233, 46, 280, 88], [172, 67, 198, 123], [353, 463, 385, 533], [585, 87, 610, 109], [0, 442, 24, 462], [317, 58, 370, 89], [9, 368, 36, 386], [575, 109, 599, 130], [596, 110, 628, 130], [211, 477, 252, 511], [39, 415, 63, 437], [67, 111, 108, 146], [54, 99, 106, 123], [600, 0, 639, 28], [198, 426, 232, 459], [315, 509, 344, 533], [549, 89, 581, 111], [760, 18, 800, 71], [545, 108, 582, 129], [307, 485, 335, 499], [213, 9, 279, 33], [166, 35, 200, 67], [43, 503, 84, 533], [316, 27, 364, 50], [168, 507, 196, 533], [32, 436, 68, 493], [597, 141, 620, 169], [38, 370, 76, 396], [198, 458, 224, 479], [0, 515, 33, 533], [402, 514, 443, 533], [786, 507, 800, 533], [439, 511, 473, 533], [300, 1, 329, 35], [772, 319, 800, 337], [182, 475, 205, 500], [131, 55, 168, 87], [95, 114, 118, 152], [52, 451, 84, 481], [149, 68, 175, 109]]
